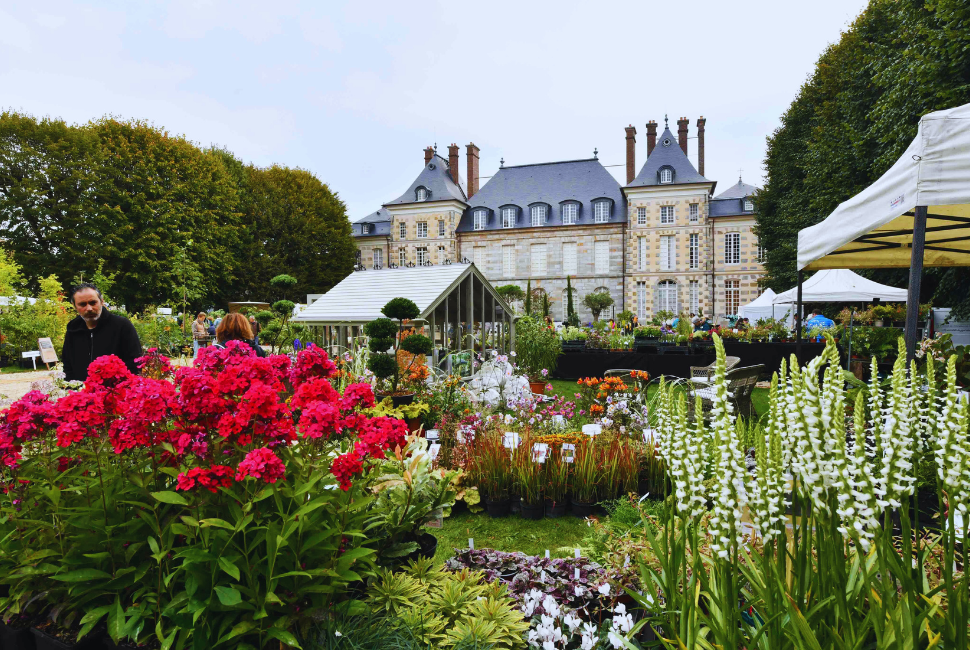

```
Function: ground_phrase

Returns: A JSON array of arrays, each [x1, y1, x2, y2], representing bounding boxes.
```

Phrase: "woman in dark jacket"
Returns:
[[214, 313, 266, 357]]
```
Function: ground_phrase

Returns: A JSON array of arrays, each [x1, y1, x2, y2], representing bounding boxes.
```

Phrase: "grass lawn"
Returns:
[[545, 378, 769, 418], [0, 365, 37, 374], [433, 510, 591, 563]]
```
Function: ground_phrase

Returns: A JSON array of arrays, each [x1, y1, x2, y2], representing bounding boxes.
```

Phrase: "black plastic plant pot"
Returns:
[[570, 499, 597, 518], [545, 501, 567, 519], [520, 501, 544, 520], [30, 627, 101, 650], [0, 621, 35, 650], [485, 497, 511, 518]]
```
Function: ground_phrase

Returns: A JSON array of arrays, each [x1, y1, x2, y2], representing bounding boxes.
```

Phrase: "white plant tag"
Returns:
[[574, 548, 581, 559], [503, 431, 521, 449], [545, 550, 550, 559], [532, 442, 549, 463], [582, 424, 602, 437], [552, 414, 566, 428], [469, 538, 474, 550], [574, 568, 580, 580], [561, 443, 576, 463], [428, 443, 441, 460], [426, 429, 440, 440]]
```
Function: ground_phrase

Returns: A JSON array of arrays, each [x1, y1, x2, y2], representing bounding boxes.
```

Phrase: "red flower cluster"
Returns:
[[341, 383, 375, 411], [329, 416, 407, 491], [235, 447, 285, 483], [0, 391, 54, 467], [289, 344, 336, 388], [331, 452, 364, 491], [176, 465, 235, 492], [136, 348, 173, 379]]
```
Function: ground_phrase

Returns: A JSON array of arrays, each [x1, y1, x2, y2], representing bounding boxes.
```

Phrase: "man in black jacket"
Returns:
[[62, 283, 142, 382]]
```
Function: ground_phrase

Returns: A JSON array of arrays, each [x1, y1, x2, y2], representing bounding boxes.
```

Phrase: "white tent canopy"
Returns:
[[798, 102, 970, 271], [737, 289, 793, 327], [773, 269, 907, 305]]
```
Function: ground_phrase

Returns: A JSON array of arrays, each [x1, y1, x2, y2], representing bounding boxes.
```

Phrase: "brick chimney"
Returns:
[[624, 125, 636, 184], [466, 143, 480, 198], [448, 144, 460, 186], [424, 146, 434, 165], [677, 117, 689, 155], [646, 121, 657, 157], [696, 117, 706, 176]]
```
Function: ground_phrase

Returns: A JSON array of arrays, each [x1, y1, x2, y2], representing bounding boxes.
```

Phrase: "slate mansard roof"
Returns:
[[386, 154, 467, 206], [455, 158, 627, 233], [352, 208, 391, 237], [627, 126, 711, 188], [709, 179, 759, 217]]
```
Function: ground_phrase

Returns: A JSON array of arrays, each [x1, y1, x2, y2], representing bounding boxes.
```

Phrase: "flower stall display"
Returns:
[[364, 297, 433, 402], [466, 353, 532, 407]]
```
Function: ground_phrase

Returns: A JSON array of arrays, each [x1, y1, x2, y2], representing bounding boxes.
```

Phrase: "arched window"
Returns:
[[657, 280, 677, 313], [416, 187, 428, 201], [659, 167, 673, 184]]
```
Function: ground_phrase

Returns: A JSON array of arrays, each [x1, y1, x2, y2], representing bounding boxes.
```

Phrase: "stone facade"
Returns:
[[458, 224, 625, 323], [387, 202, 463, 267]]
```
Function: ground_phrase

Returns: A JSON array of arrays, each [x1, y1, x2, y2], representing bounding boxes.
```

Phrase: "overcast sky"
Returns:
[[1, 0, 868, 221]]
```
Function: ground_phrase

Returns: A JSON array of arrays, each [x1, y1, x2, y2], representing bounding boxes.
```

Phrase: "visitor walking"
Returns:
[[191, 312, 209, 357], [62, 283, 142, 382], [248, 315, 261, 345], [214, 313, 266, 357]]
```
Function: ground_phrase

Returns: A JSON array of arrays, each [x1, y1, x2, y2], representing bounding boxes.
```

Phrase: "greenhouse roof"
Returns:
[[292, 263, 510, 325]]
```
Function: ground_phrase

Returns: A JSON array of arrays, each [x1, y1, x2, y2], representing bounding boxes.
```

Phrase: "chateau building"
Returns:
[[352, 119, 764, 323]]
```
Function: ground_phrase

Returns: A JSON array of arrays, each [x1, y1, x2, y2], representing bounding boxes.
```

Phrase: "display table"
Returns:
[[553, 341, 826, 380]]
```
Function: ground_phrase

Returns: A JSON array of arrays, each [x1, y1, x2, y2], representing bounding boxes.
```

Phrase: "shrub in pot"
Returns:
[[513, 437, 544, 520], [514, 316, 560, 389], [365, 298, 432, 402]]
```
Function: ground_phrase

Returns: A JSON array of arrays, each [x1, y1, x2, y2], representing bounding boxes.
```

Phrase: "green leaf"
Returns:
[[214, 586, 242, 607], [51, 568, 112, 582], [107, 595, 125, 643], [151, 491, 189, 506], [218, 621, 256, 644], [147, 536, 160, 555], [218, 556, 240, 581], [265, 627, 302, 649], [200, 517, 234, 530]]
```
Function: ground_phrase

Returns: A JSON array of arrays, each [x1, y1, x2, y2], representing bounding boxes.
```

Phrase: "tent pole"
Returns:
[[795, 269, 803, 363], [846, 308, 854, 372], [905, 205, 928, 364]]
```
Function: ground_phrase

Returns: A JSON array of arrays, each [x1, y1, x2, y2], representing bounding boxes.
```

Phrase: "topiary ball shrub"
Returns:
[[368, 337, 395, 353], [399, 333, 432, 356], [367, 353, 398, 382], [254, 310, 275, 327], [364, 318, 398, 339], [382, 297, 420, 322], [272, 300, 296, 317]]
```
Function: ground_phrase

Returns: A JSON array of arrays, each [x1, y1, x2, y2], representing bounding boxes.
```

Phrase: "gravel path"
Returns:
[[0, 370, 56, 401]]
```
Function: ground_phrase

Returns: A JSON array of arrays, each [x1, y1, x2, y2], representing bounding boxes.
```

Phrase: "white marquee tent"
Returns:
[[737, 288, 792, 327], [772, 269, 907, 305], [795, 102, 970, 358]]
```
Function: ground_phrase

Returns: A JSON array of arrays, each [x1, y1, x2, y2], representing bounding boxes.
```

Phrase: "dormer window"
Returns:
[[530, 204, 547, 227], [415, 186, 429, 201], [744, 199, 754, 211], [561, 202, 578, 225], [593, 200, 611, 224], [474, 209, 487, 231], [659, 166, 673, 184], [502, 207, 517, 228]]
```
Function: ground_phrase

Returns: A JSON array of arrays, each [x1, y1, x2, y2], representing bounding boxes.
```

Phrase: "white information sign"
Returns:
[[582, 424, 602, 437]]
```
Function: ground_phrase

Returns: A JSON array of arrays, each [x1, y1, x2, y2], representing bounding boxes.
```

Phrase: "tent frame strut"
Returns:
[[905, 205, 928, 363]]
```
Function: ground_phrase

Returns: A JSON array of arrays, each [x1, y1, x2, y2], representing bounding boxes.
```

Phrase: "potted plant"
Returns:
[[571, 439, 599, 517], [634, 325, 661, 340], [471, 433, 514, 517], [365, 297, 433, 406], [515, 316, 560, 392], [514, 439, 544, 520], [560, 326, 588, 353], [872, 305, 893, 327], [544, 449, 569, 518]]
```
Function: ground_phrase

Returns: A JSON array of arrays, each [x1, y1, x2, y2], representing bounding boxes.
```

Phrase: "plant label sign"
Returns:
[[503, 431, 521, 449], [425, 514, 443, 529], [428, 443, 441, 460], [561, 443, 576, 463], [532, 442, 549, 463], [551, 414, 566, 429], [425, 429, 440, 440], [38, 338, 58, 364], [582, 424, 602, 437]]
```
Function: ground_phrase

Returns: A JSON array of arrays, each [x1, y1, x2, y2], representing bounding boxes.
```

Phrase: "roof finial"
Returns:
[[738, 167, 743, 183], [434, 142, 438, 153], [593, 147, 598, 159], [499, 157, 505, 168], [664, 114, 668, 128]]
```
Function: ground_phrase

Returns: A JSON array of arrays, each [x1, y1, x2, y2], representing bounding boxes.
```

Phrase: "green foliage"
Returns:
[[253, 310, 275, 327], [0, 247, 23, 297], [399, 334, 432, 356], [364, 318, 398, 339], [757, 0, 970, 317], [513, 316, 560, 381], [270, 274, 298, 289], [524, 280, 532, 316], [367, 352, 398, 381], [634, 326, 662, 338], [272, 300, 296, 317], [382, 298, 419, 322], [72, 258, 118, 306], [495, 284, 524, 304], [581, 290, 613, 322], [365, 559, 528, 648], [559, 326, 587, 341], [564, 277, 579, 327]]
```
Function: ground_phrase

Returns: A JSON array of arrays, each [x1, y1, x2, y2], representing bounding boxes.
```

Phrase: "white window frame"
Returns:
[[725, 279, 740, 316], [562, 242, 577, 276], [473, 246, 486, 269], [660, 235, 675, 271], [689, 203, 699, 223], [689, 234, 699, 270], [474, 210, 487, 231], [398, 248, 406, 266], [530, 243, 547, 276], [416, 187, 427, 201], [638, 237, 647, 271], [744, 199, 754, 212], [658, 280, 677, 312], [637, 282, 647, 320], [660, 168, 673, 184], [416, 222, 428, 239], [438, 221, 445, 237], [637, 207, 646, 225], [502, 207, 516, 228], [689, 280, 699, 314], [531, 204, 546, 227], [416, 247, 428, 265], [594, 201, 610, 224], [437, 245, 446, 264], [725, 232, 740, 265], [399, 222, 406, 239], [660, 205, 674, 224], [502, 245, 515, 277], [756, 244, 765, 263], [562, 203, 578, 225], [373, 248, 383, 268], [594, 240, 609, 275]]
